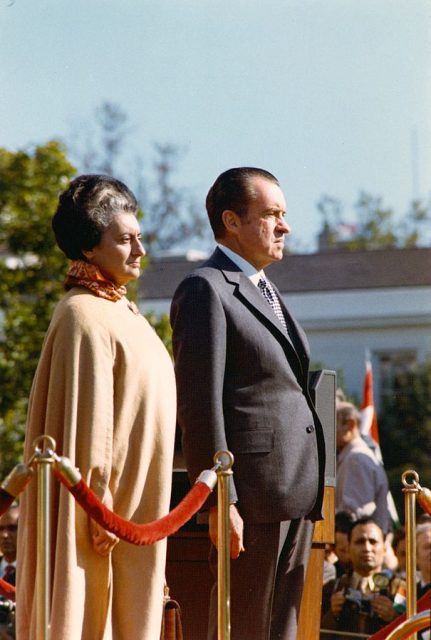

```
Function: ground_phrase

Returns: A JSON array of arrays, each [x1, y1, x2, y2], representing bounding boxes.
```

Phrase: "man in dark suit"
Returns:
[[170, 167, 326, 640]]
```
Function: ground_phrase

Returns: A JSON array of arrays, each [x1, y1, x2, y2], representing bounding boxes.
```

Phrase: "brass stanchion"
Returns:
[[214, 450, 234, 640], [32, 435, 56, 640], [401, 470, 419, 640]]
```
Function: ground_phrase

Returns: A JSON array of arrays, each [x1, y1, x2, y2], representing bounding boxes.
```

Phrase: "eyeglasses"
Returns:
[[0, 525, 18, 533]]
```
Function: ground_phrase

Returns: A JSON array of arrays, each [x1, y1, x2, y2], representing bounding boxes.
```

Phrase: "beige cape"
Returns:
[[16, 288, 176, 639]]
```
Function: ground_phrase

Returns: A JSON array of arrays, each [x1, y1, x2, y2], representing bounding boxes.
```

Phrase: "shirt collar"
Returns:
[[217, 244, 264, 285], [353, 571, 373, 592], [0, 558, 16, 570]]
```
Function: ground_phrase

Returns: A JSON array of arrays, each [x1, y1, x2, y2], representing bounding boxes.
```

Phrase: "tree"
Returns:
[[398, 198, 431, 248], [0, 141, 76, 476], [68, 101, 209, 253], [317, 191, 431, 251], [379, 359, 431, 518]]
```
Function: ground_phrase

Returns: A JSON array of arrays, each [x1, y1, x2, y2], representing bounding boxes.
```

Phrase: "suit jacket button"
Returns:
[[306, 425, 315, 433]]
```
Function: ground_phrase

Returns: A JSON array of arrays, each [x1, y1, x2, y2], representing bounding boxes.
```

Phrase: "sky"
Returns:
[[0, 0, 430, 253]]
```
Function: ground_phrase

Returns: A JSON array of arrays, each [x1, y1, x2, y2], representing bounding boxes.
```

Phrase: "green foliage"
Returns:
[[0, 141, 76, 477], [317, 191, 431, 251], [379, 359, 431, 519], [144, 311, 173, 358]]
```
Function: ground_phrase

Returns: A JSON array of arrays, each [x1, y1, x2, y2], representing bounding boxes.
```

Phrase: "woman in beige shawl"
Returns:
[[16, 175, 176, 639]]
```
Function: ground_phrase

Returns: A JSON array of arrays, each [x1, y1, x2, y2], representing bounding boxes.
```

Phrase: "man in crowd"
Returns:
[[417, 522, 431, 597], [171, 167, 326, 640], [0, 504, 18, 640], [416, 522, 431, 640], [335, 401, 391, 534], [321, 517, 401, 639]]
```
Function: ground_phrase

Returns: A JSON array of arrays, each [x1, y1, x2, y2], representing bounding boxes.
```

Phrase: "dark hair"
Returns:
[[52, 174, 139, 260], [205, 167, 279, 239], [335, 511, 356, 534], [392, 526, 406, 552], [347, 516, 383, 542]]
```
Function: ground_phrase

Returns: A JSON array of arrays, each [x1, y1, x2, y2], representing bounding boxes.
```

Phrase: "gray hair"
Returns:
[[52, 174, 139, 260]]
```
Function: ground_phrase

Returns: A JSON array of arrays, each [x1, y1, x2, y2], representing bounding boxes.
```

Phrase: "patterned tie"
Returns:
[[257, 278, 288, 332]]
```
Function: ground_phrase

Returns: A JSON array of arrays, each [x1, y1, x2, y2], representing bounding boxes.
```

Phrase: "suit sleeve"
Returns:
[[170, 274, 238, 506]]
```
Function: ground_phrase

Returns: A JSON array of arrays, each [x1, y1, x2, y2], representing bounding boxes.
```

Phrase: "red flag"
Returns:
[[360, 357, 380, 448], [360, 353, 400, 526]]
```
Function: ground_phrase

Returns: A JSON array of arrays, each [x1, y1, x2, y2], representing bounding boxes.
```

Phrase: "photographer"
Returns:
[[321, 517, 401, 639]]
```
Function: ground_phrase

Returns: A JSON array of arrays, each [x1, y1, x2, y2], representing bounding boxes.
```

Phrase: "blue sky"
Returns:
[[1, 0, 430, 252]]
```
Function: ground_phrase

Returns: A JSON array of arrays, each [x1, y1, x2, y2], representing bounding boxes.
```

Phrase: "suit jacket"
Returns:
[[170, 248, 325, 523]]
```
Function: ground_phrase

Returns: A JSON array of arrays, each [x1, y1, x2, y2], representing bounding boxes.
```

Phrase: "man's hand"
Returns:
[[371, 594, 397, 622], [330, 590, 346, 617], [209, 504, 245, 559]]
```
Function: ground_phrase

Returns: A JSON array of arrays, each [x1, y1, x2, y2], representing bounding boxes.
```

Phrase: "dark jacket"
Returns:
[[170, 248, 326, 523]]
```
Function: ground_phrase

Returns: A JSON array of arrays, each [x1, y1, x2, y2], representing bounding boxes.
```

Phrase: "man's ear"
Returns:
[[221, 209, 240, 235]]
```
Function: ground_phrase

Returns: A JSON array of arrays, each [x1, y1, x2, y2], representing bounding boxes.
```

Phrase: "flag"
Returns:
[[360, 351, 400, 527], [360, 352, 380, 450]]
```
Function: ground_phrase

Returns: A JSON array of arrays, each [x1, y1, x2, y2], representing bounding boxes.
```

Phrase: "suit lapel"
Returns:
[[208, 249, 305, 374]]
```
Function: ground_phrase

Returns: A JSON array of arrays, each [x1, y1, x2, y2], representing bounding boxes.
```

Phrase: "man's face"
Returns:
[[0, 508, 18, 562], [234, 176, 290, 270], [349, 522, 385, 575], [416, 528, 431, 582]]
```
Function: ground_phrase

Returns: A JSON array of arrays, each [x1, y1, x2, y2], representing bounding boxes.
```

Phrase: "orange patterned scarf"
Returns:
[[65, 260, 127, 301]]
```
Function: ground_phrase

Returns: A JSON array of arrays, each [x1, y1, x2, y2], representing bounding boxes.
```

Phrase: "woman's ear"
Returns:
[[81, 249, 94, 261], [221, 209, 240, 235]]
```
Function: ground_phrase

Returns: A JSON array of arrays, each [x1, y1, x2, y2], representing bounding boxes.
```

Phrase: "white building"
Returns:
[[139, 247, 431, 406]]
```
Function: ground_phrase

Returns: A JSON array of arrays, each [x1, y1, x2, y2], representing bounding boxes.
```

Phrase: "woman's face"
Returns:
[[83, 213, 145, 285]]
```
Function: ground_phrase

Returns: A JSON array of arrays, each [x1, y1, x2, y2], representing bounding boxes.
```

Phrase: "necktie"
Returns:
[[257, 278, 288, 332], [359, 576, 370, 595]]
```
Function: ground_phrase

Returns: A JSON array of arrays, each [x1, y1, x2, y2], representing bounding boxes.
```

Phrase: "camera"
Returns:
[[344, 588, 373, 614], [344, 571, 393, 617]]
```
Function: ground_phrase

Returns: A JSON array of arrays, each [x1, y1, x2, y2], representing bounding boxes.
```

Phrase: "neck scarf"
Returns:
[[65, 260, 127, 301]]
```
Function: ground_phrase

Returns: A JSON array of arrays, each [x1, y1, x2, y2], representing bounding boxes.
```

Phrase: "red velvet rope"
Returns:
[[0, 577, 15, 601], [0, 489, 16, 518], [56, 475, 211, 545], [368, 590, 431, 640], [418, 489, 431, 515]]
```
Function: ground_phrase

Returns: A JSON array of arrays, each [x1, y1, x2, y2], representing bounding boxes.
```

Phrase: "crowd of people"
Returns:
[[0, 169, 428, 639], [319, 399, 431, 640]]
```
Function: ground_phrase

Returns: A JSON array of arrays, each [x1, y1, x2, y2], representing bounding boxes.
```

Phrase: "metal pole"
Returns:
[[402, 470, 419, 640], [214, 450, 234, 640], [33, 436, 56, 640]]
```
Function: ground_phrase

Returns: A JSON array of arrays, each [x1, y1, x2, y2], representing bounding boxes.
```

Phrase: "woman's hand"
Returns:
[[89, 487, 119, 556], [90, 520, 120, 556]]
